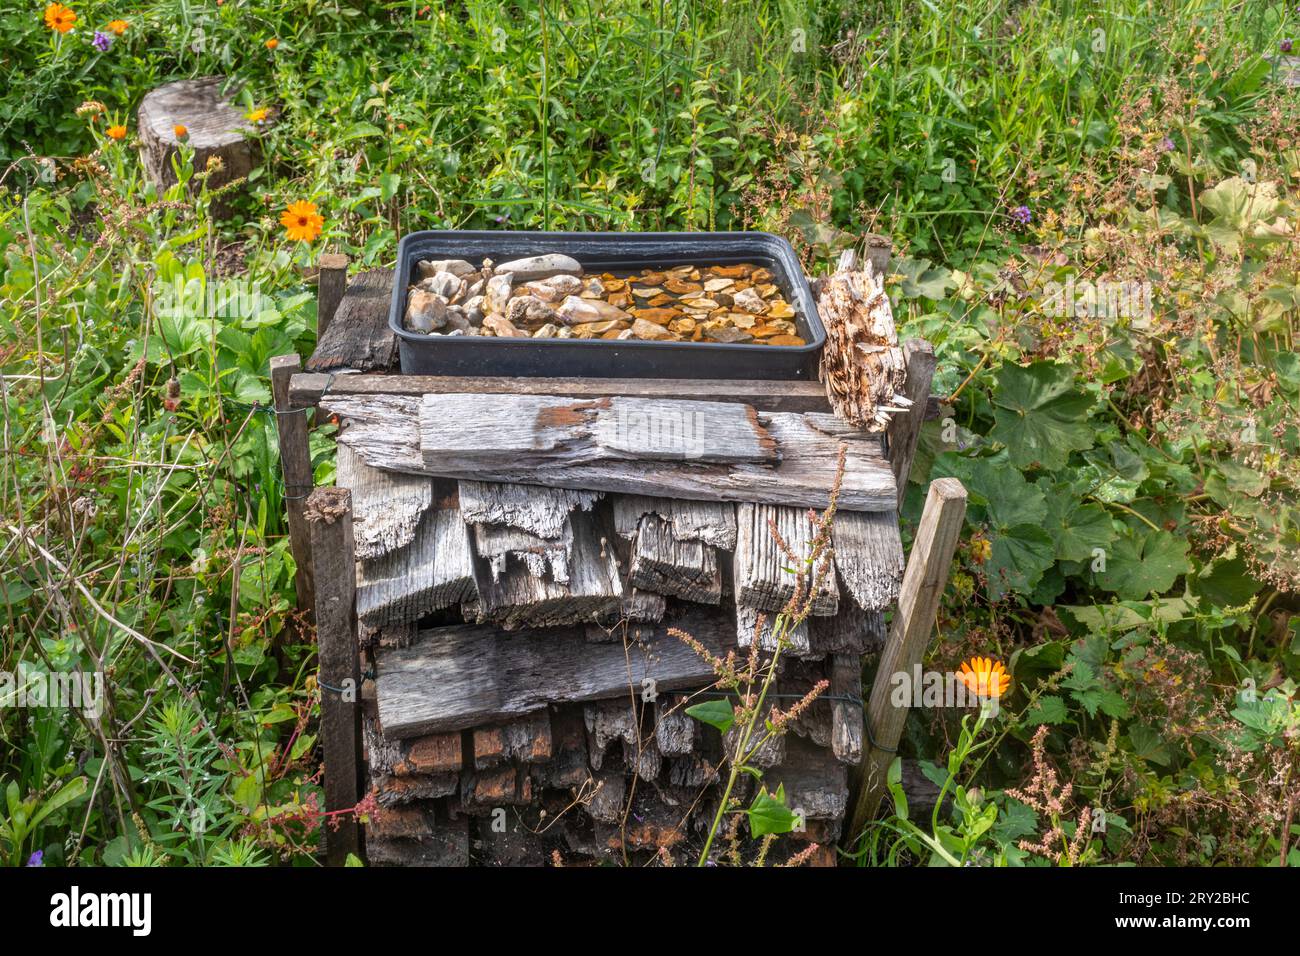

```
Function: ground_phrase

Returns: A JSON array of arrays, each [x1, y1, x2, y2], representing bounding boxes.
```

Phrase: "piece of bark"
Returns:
[[587, 772, 627, 824], [324, 393, 897, 512], [584, 699, 640, 772], [306, 268, 396, 372], [138, 76, 257, 218], [374, 606, 736, 738], [817, 260, 907, 431], [655, 697, 696, 756], [831, 510, 904, 610], [734, 504, 839, 616]]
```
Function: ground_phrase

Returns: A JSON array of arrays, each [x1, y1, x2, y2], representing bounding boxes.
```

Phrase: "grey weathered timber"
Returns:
[[733, 503, 839, 616], [846, 477, 967, 842], [421, 394, 777, 467], [807, 602, 886, 657], [306, 268, 396, 372], [316, 253, 349, 340], [458, 480, 600, 539], [655, 697, 696, 756], [288, 370, 832, 413], [768, 735, 849, 821], [471, 507, 623, 629], [138, 77, 257, 217], [817, 259, 907, 431], [325, 392, 897, 512], [335, 443, 433, 560], [831, 509, 905, 611], [270, 354, 315, 618], [612, 495, 737, 550], [584, 698, 640, 772], [305, 487, 362, 865], [735, 603, 811, 657], [374, 607, 736, 738], [472, 520, 572, 584], [829, 654, 864, 765], [886, 340, 937, 509], [628, 514, 722, 604], [355, 502, 476, 628]]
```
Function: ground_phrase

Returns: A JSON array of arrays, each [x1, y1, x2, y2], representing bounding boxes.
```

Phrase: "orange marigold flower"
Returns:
[[106, 125, 127, 140], [958, 657, 1011, 699], [173, 124, 188, 140], [247, 107, 269, 123], [44, 3, 76, 33], [265, 38, 279, 50], [107, 19, 128, 35], [280, 201, 324, 242]]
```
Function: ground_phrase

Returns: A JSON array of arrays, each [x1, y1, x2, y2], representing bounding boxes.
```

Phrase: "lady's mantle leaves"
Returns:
[[990, 361, 1095, 470], [1093, 525, 1191, 600], [962, 457, 1056, 599]]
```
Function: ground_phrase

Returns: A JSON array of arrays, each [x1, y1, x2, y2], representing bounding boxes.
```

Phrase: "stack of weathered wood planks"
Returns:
[[332, 396, 905, 864]]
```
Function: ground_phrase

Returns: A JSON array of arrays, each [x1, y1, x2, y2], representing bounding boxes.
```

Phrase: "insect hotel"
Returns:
[[272, 231, 966, 866]]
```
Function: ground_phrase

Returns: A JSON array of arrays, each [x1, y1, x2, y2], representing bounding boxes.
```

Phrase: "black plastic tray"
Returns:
[[389, 230, 824, 380]]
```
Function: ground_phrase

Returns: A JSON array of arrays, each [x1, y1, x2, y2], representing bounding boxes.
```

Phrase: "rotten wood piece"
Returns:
[[628, 513, 722, 605], [306, 268, 396, 372], [335, 443, 433, 560], [458, 480, 601, 539], [733, 503, 839, 616], [612, 495, 737, 550], [325, 392, 897, 512], [831, 509, 904, 611]]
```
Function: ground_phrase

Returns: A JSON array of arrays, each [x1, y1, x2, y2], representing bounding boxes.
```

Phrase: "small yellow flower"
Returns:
[[106, 125, 127, 140], [280, 200, 324, 242], [958, 657, 1011, 699], [246, 107, 269, 123], [107, 19, 128, 35], [173, 124, 188, 141], [970, 534, 992, 565], [265, 37, 279, 50], [44, 3, 76, 33]]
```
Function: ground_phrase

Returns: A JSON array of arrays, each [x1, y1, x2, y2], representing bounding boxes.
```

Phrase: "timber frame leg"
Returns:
[[306, 486, 364, 865], [844, 477, 967, 843]]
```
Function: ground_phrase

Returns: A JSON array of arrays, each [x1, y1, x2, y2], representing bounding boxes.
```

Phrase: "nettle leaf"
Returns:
[[991, 362, 1095, 470], [1094, 526, 1191, 600], [1043, 493, 1116, 562], [1023, 694, 1069, 726], [685, 699, 734, 734], [747, 785, 797, 837]]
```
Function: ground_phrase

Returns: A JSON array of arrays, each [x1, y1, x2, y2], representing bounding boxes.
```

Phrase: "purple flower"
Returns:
[[92, 31, 112, 52], [493, 212, 511, 225], [27, 850, 44, 867], [1283, 39, 1294, 54], [1160, 137, 1176, 152], [1010, 204, 1032, 226]]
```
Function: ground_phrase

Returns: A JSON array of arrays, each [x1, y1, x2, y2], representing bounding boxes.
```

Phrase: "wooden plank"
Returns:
[[420, 394, 777, 467], [846, 477, 967, 842], [458, 480, 600, 539], [270, 354, 315, 618], [830, 653, 864, 765], [324, 393, 897, 512], [628, 513, 721, 605], [612, 495, 737, 550], [886, 339, 937, 509], [306, 268, 396, 372], [335, 443, 433, 560], [736, 603, 811, 657], [472, 520, 571, 584], [374, 606, 736, 738], [831, 510, 904, 611], [473, 712, 554, 768], [767, 735, 848, 821], [316, 253, 349, 340], [355, 500, 477, 628], [733, 503, 839, 615], [807, 603, 885, 657], [305, 487, 362, 865], [288, 371, 832, 412]]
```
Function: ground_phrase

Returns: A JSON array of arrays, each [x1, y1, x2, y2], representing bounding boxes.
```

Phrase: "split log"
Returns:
[[831, 510, 904, 611], [628, 513, 721, 605], [374, 607, 735, 738], [323, 393, 897, 512], [306, 268, 396, 372], [733, 504, 839, 616], [612, 495, 737, 550], [138, 76, 257, 217], [458, 480, 601, 539], [817, 258, 907, 431]]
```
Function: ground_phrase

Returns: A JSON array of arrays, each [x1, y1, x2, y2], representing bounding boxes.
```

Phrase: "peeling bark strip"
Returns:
[[336, 443, 434, 560], [817, 260, 908, 431], [373, 607, 737, 739], [612, 495, 737, 550], [421, 394, 777, 466], [733, 503, 839, 616], [458, 480, 601, 539], [355, 502, 477, 628], [323, 393, 897, 512], [831, 509, 905, 611], [628, 514, 722, 605]]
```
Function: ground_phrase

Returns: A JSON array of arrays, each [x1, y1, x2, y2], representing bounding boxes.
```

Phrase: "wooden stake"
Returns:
[[271, 354, 315, 618], [316, 253, 349, 340], [845, 477, 967, 842], [886, 340, 937, 510], [306, 486, 363, 865]]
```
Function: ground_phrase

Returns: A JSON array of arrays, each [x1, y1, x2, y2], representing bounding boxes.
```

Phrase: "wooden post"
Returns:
[[270, 354, 315, 619], [845, 477, 967, 842], [886, 340, 937, 509], [306, 487, 363, 865], [316, 254, 349, 340]]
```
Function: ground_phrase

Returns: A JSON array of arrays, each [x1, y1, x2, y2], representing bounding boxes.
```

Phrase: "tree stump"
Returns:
[[138, 76, 258, 217]]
